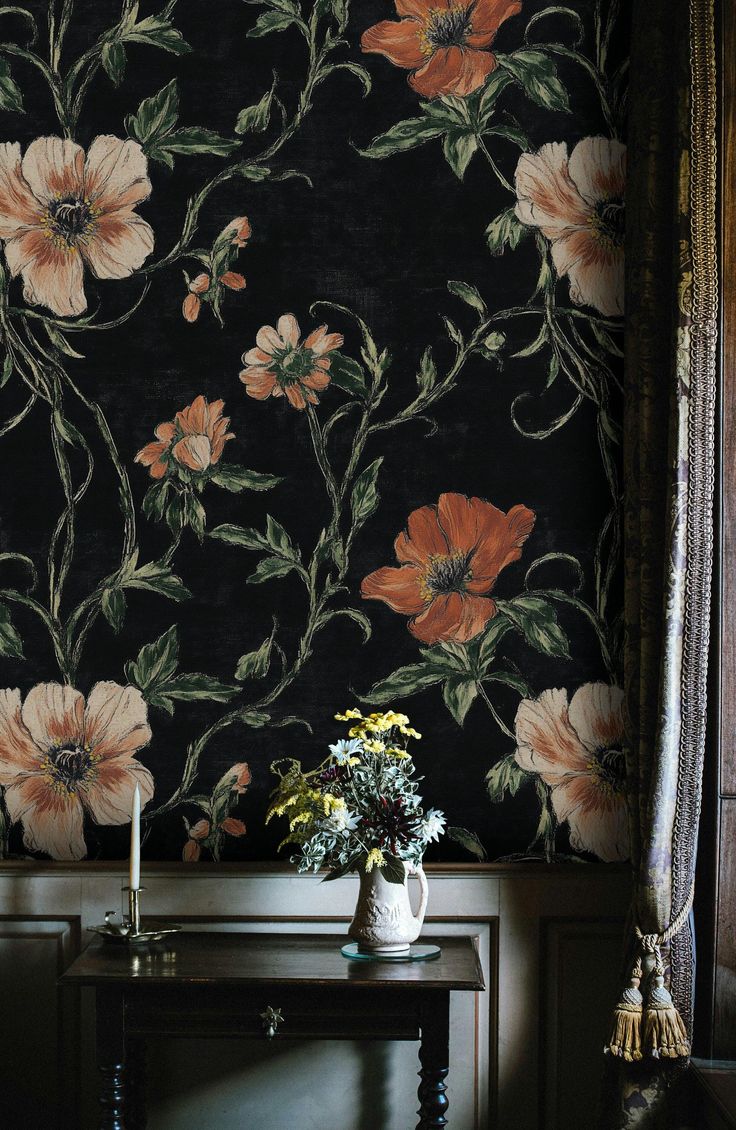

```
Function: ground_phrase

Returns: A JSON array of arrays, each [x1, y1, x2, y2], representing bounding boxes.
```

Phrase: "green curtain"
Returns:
[[602, 0, 717, 1122]]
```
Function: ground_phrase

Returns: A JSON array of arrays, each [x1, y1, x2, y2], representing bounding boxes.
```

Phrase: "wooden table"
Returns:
[[60, 931, 484, 1130]]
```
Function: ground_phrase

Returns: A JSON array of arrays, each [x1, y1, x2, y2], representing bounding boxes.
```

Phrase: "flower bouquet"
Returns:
[[268, 708, 445, 952], [267, 708, 445, 884]]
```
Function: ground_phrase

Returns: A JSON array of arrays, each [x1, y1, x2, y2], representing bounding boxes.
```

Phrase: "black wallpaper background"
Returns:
[[0, 0, 628, 862]]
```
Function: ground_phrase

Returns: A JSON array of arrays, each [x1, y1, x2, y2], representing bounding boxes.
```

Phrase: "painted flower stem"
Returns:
[[477, 134, 515, 193], [141, 1, 339, 279], [476, 681, 516, 739]]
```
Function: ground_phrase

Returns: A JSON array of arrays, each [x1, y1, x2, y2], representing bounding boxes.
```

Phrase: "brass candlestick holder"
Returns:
[[88, 885, 181, 946]]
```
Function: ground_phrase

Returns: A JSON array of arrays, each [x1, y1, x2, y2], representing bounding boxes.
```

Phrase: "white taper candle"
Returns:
[[130, 783, 141, 890]]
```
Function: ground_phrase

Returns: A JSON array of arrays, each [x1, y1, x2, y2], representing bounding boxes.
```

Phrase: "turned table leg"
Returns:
[[97, 986, 127, 1130], [416, 992, 450, 1129]]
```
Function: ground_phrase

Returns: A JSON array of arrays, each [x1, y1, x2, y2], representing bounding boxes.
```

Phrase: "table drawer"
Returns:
[[124, 984, 423, 1041]]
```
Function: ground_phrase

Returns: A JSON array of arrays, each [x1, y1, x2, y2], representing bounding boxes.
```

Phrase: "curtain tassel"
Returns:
[[643, 948, 690, 1059], [604, 955, 643, 1060]]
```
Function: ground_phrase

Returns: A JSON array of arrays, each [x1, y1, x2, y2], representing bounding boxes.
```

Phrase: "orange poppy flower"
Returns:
[[0, 681, 153, 861], [361, 0, 522, 99], [361, 492, 535, 643], [513, 683, 629, 861], [135, 395, 234, 479], [0, 135, 153, 317], [239, 314, 343, 410]]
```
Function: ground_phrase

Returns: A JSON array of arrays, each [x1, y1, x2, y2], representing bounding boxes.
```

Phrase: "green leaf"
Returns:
[[142, 480, 170, 523], [357, 117, 446, 160], [442, 130, 478, 180], [486, 753, 527, 803], [45, 322, 84, 358], [486, 206, 528, 255], [209, 524, 270, 550], [266, 514, 296, 557], [247, 10, 297, 35], [101, 40, 126, 85], [125, 78, 179, 147], [166, 491, 185, 533], [443, 317, 463, 347], [330, 0, 348, 27], [418, 642, 468, 674], [236, 164, 272, 181], [235, 77, 277, 134], [362, 663, 444, 704], [126, 560, 192, 602], [235, 624, 275, 680], [246, 557, 298, 584], [351, 457, 383, 527], [152, 127, 240, 161], [101, 588, 126, 633], [496, 49, 570, 112], [485, 123, 529, 148], [465, 614, 513, 674], [210, 466, 282, 492], [328, 352, 367, 398], [447, 825, 487, 861], [447, 279, 487, 316], [483, 670, 533, 698], [153, 673, 240, 705], [322, 851, 362, 881], [381, 852, 406, 885], [188, 493, 207, 540], [497, 595, 571, 658], [591, 320, 624, 357], [0, 58, 23, 113], [240, 710, 271, 727], [443, 676, 478, 726], [477, 68, 513, 123], [125, 624, 179, 692], [416, 347, 437, 393], [52, 410, 85, 448], [0, 601, 23, 659], [126, 13, 191, 54]]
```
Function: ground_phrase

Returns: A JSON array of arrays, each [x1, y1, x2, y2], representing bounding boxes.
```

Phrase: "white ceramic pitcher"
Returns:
[[348, 861, 428, 954]]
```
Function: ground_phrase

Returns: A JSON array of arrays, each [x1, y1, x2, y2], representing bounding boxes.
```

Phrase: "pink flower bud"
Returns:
[[223, 216, 252, 247], [221, 817, 246, 837], [229, 762, 252, 794], [182, 293, 201, 323], [220, 271, 246, 291], [189, 273, 211, 295]]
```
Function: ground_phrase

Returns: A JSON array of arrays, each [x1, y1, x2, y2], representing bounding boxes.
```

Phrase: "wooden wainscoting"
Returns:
[[0, 862, 630, 1130]]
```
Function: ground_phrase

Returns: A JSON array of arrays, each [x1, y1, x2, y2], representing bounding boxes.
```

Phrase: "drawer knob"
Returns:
[[260, 1005, 284, 1039]]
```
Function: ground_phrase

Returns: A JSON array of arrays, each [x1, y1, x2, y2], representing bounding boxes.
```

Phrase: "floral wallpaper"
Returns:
[[0, 0, 629, 864]]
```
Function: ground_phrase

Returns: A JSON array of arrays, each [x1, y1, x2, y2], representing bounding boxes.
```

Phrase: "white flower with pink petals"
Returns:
[[0, 135, 154, 317], [514, 137, 626, 317], [0, 681, 153, 861]]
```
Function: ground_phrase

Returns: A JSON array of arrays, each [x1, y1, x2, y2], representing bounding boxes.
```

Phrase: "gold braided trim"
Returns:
[[669, 0, 718, 1036]]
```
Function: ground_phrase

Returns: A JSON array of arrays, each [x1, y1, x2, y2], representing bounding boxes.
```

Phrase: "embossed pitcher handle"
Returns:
[[409, 863, 428, 929]]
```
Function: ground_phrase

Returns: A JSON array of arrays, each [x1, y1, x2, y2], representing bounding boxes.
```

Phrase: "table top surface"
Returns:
[[60, 931, 484, 991]]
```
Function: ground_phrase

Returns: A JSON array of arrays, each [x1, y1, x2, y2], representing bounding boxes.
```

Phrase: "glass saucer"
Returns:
[[341, 942, 441, 962]]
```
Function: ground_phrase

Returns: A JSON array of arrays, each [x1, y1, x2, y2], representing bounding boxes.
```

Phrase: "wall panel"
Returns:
[[0, 862, 629, 1130]]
